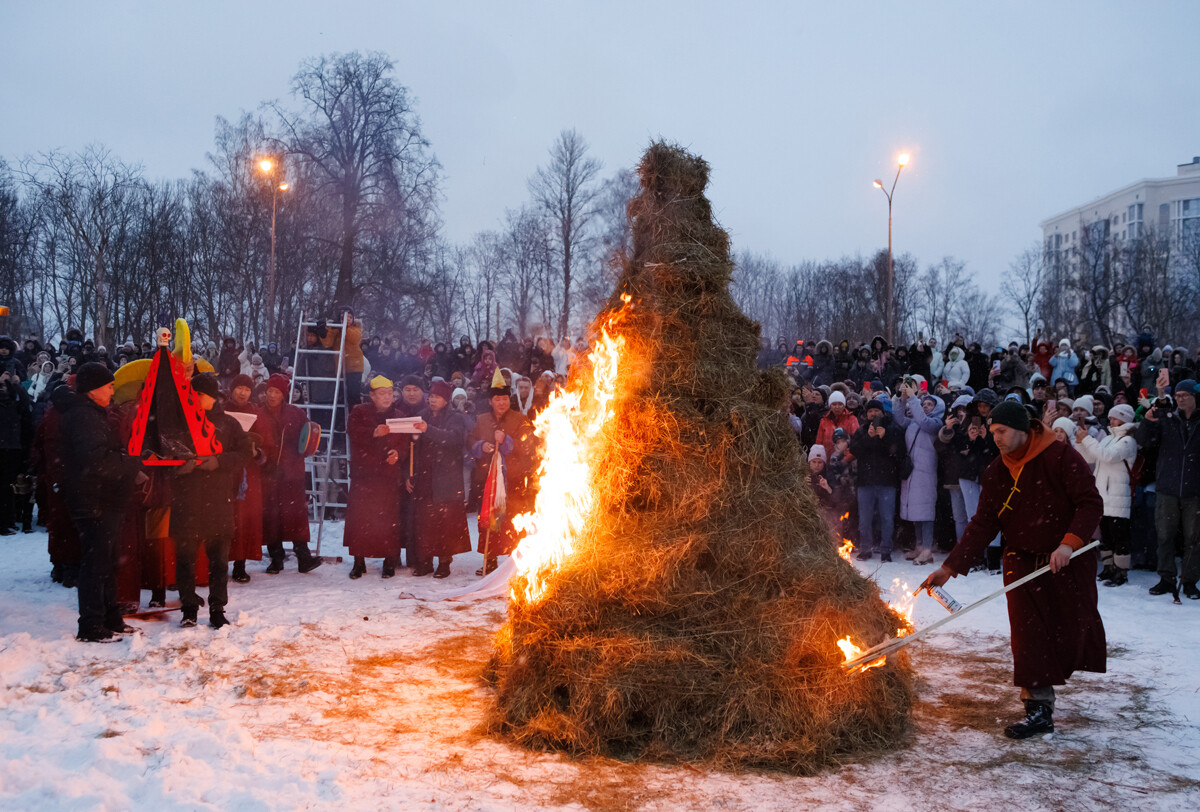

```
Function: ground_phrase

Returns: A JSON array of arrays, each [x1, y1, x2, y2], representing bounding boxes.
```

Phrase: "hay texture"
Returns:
[[487, 142, 914, 773]]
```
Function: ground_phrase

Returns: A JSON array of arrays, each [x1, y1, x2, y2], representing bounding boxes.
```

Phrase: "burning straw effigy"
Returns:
[[486, 142, 913, 773]]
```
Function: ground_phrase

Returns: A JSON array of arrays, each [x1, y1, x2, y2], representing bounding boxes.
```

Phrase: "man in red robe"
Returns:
[[255, 374, 321, 574], [345, 375, 409, 578], [921, 400, 1105, 739], [223, 374, 263, 583]]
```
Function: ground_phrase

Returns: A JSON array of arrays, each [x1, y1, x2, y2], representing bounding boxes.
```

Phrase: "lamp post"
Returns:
[[873, 152, 909, 345], [258, 158, 289, 342]]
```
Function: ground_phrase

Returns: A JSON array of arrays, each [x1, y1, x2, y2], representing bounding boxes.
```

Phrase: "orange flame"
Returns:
[[837, 537, 854, 563], [837, 636, 885, 673], [887, 577, 916, 636], [509, 296, 631, 604]]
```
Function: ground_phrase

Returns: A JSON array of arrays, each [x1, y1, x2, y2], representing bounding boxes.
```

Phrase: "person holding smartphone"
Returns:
[[892, 377, 945, 565]]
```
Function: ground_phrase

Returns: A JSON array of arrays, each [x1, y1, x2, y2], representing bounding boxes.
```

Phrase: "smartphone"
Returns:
[[1120, 361, 1129, 377], [1046, 399, 1057, 413], [992, 360, 1001, 372], [919, 380, 928, 392]]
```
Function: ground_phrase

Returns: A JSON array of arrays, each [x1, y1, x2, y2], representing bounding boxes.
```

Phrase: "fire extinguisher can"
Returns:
[[928, 585, 963, 613]]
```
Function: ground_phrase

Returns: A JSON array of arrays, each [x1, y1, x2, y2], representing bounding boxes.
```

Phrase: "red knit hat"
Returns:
[[266, 374, 291, 394], [429, 380, 453, 401]]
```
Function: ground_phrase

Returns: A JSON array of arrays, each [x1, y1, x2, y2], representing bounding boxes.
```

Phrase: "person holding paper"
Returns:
[[411, 380, 471, 578], [345, 375, 410, 579]]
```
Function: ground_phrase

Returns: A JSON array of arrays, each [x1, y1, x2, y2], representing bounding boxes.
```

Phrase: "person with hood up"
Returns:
[[470, 348, 498, 388], [811, 341, 836, 387], [1049, 340, 1080, 392], [1078, 346, 1113, 395], [893, 380, 946, 564], [848, 347, 874, 389], [1074, 404, 1138, 587], [966, 343, 991, 392], [815, 390, 859, 458], [943, 347, 970, 390], [453, 336, 477, 377], [217, 337, 242, 391], [833, 340, 853, 380], [247, 354, 269, 388], [1031, 339, 1054, 380]]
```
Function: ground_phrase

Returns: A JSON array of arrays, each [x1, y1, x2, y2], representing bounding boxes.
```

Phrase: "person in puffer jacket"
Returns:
[[1074, 404, 1138, 587], [1049, 339, 1080, 391], [943, 347, 970, 389]]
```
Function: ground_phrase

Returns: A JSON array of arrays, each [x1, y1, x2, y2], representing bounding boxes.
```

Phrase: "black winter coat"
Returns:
[[1135, 409, 1200, 498], [60, 392, 142, 519], [849, 417, 906, 487], [414, 407, 469, 504], [170, 406, 253, 537]]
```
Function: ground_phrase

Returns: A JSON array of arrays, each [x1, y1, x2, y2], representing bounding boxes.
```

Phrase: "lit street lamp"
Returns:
[[873, 152, 909, 345], [258, 158, 289, 341]]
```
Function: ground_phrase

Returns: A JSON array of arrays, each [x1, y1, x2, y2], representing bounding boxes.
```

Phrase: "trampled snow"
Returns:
[[1, 523, 1197, 811]]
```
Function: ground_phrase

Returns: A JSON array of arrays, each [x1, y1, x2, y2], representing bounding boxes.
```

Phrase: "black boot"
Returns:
[[433, 559, 452, 579], [51, 565, 62, 584], [231, 561, 251, 584], [1183, 582, 1200, 600], [475, 557, 498, 577], [1004, 701, 1054, 739], [148, 588, 166, 608], [1097, 564, 1115, 582], [180, 607, 198, 628], [1103, 568, 1128, 586], [349, 557, 366, 579], [381, 560, 396, 579], [411, 560, 434, 577], [1149, 576, 1177, 596], [209, 610, 229, 629], [265, 558, 284, 575], [855, 549, 873, 561], [298, 554, 323, 574]]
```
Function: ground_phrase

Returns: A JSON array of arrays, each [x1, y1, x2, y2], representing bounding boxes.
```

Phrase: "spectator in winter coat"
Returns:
[[0, 368, 32, 534], [1074, 404, 1138, 587], [1078, 346, 1113, 395], [892, 383, 945, 565], [815, 391, 860, 457], [797, 386, 826, 450], [1032, 340, 1054, 380], [1049, 340, 1080, 392], [807, 445, 838, 520], [908, 341, 933, 381], [966, 343, 991, 392], [1135, 376, 1200, 600], [850, 398, 905, 561], [937, 395, 975, 542], [943, 347, 970, 390], [217, 337, 241, 391], [60, 363, 146, 642], [811, 341, 836, 387], [412, 380, 472, 578]]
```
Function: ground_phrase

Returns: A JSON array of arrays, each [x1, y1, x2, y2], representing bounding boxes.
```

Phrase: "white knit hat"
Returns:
[[828, 391, 846, 406], [1109, 404, 1136, 425], [808, 445, 827, 463]]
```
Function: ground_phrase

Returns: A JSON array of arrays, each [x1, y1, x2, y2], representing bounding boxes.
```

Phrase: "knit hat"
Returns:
[[429, 380, 453, 401], [832, 427, 848, 442], [266, 374, 291, 394], [1109, 404, 1136, 425], [75, 362, 114, 394], [1072, 394, 1095, 414], [1175, 379, 1198, 397], [1059, 338, 1071, 348], [828, 391, 846, 406], [989, 399, 1031, 432], [400, 375, 424, 390], [808, 445, 827, 463], [1057, 397, 1074, 412], [231, 374, 253, 391], [190, 372, 219, 399], [865, 398, 885, 415], [451, 387, 467, 401], [1052, 416, 1077, 438]]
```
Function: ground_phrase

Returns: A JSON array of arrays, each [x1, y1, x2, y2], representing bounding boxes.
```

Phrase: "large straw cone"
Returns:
[[487, 142, 913, 773]]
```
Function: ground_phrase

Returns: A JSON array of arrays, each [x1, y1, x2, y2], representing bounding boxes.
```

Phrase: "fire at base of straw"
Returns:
[[839, 574, 916, 674]]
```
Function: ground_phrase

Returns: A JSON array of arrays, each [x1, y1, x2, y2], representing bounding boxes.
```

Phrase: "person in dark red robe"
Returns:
[[345, 375, 408, 578], [223, 374, 263, 582], [921, 400, 1105, 739], [469, 374, 537, 575], [255, 374, 321, 574], [412, 380, 471, 578]]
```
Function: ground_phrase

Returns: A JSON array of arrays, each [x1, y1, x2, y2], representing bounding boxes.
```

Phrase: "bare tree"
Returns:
[[528, 129, 602, 338], [578, 167, 638, 321], [1004, 245, 1044, 346], [499, 207, 551, 339], [271, 51, 440, 311]]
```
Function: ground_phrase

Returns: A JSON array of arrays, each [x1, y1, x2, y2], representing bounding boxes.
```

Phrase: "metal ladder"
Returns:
[[289, 311, 351, 555]]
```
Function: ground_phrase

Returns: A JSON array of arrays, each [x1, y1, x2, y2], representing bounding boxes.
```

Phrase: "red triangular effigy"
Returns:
[[128, 347, 222, 462]]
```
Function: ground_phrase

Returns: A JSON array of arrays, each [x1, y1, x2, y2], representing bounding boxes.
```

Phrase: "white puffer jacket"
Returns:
[[943, 347, 970, 389], [1075, 422, 1138, 518]]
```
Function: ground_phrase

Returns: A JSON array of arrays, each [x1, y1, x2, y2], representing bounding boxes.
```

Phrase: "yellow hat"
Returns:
[[369, 374, 394, 390], [490, 368, 505, 389]]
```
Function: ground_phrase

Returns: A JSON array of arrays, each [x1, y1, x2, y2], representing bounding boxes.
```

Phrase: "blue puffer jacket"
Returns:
[[1049, 347, 1079, 387]]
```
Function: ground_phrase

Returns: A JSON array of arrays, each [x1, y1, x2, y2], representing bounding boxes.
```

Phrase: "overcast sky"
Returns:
[[3, 1, 1197, 291]]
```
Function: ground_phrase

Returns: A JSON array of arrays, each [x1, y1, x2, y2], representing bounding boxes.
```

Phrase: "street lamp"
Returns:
[[258, 158, 289, 341], [873, 153, 909, 345]]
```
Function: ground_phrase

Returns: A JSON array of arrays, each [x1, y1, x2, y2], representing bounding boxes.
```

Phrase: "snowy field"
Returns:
[[1, 522, 1198, 812]]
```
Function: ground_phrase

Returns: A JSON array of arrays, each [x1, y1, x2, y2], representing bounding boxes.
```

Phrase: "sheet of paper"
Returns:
[[386, 417, 424, 434]]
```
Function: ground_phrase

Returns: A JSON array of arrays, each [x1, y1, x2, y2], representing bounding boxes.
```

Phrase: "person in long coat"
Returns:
[[223, 374, 263, 583], [412, 380, 471, 578], [921, 401, 1104, 739], [170, 373, 252, 628], [470, 375, 537, 575], [30, 384, 80, 587], [345, 375, 408, 579], [255, 374, 320, 574], [892, 382, 945, 564]]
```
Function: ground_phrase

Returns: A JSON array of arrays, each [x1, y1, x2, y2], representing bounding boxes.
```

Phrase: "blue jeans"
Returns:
[[960, 477, 1001, 548], [857, 485, 896, 554]]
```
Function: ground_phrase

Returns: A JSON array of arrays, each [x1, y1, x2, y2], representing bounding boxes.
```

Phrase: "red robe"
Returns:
[[254, 402, 311, 545], [945, 425, 1105, 689], [470, 409, 537, 556], [344, 403, 407, 559]]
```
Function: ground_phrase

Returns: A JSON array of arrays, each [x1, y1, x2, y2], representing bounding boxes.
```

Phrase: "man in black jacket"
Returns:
[[849, 398, 906, 561], [171, 373, 253, 628], [61, 362, 145, 642], [1136, 376, 1200, 599]]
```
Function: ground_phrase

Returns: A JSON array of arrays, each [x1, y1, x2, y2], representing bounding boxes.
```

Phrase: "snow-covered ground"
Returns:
[[1, 522, 1197, 811]]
